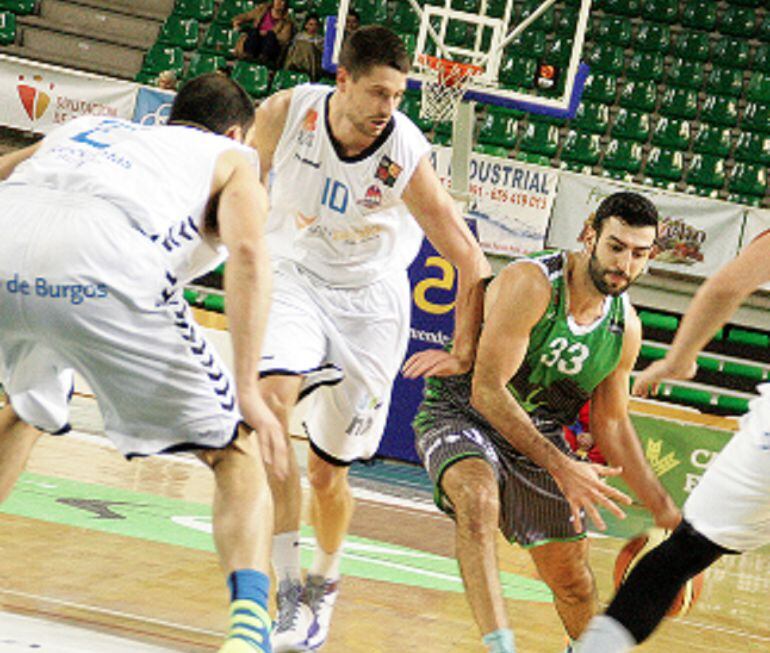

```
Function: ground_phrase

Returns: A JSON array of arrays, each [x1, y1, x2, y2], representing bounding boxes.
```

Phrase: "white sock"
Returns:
[[309, 546, 342, 580], [576, 615, 636, 653], [272, 531, 302, 584]]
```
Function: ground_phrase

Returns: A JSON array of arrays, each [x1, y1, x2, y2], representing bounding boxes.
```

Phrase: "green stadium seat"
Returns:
[[475, 143, 509, 158], [432, 131, 451, 147], [639, 310, 679, 331], [635, 22, 671, 53], [727, 327, 769, 348], [701, 95, 738, 127], [602, 138, 643, 173], [742, 103, 770, 134], [723, 361, 766, 382], [686, 154, 725, 189], [516, 151, 552, 167], [665, 58, 704, 90], [729, 162, 767, 197], [727, 193, 762, 207], [626, 52, 664, 81], [445, 20, 469, 47], [724, 0, 761, 6], [214, 0, 252, 25], [659, 87, 698, 120], [645, 147, 684, 181], [391, 4, 420, 34], [620, 79, 657, 112], [716, 395, 750, 414], [641, 0, 678, 23], [602, 0, 640, 17], [399, 32, 416, 58], [592, 15, 633, 46], [545, 36, 572, 65], [681, 1, 718, 31], [611, 108, 650, 142], [671, 30, 710, 62], [452, 0, 479, 11], [747, 72, 770, 104], [478, 109, 519, 148], [733, 131, 770, 165], [159, 15, 200, 51], [142, 44, 185, 75], [271, 69, 310, 92], [760, 15, 770, 42], [586, 43, 625, 74], [520, 0, 556, 31], [508, 29, 547, 59], [571, 101, 609, 134], [711, 37, 751, 69], [314, 0, 339, 17], [652, 116, 690, 149], [499, 55, 537, 89], [200, 24, 239, 56], [203, 293, 225, 312], [231, 61, 270, 98], [719, 5, 758, 37], [602, 169, 635, 183], [561, 130, 601, 165], [754, 44, 770, 73], [664, 385, 713, 409], [398, 93, 431, 132], [582, 73, 617, 104], [355, 0, 388, 24], [0, 10, 15, 45], [183, 288, 201, 306], [288, 0, 311, 12], [706, 66, 744, 99], [519, 121, 560, 156], [486, 0, 507, 18], [640, 343, 668, 360], [0, 0, 34, 15], [692, 124, 732, 156], [174, 0, 215, 22], [134, 70, 159, 85], [556, 7, 577, 34], [185, 52, 227, 79]]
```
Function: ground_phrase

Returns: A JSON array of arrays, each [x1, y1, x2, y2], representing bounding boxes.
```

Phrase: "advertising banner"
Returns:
[[132, 85, 175, 125], [431, 146, 556, 257], [547, 173, 745, 278], [0, 54, 136, 133]]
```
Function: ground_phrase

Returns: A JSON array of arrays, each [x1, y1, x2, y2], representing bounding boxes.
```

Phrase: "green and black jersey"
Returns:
[[414, 249, 628, 436]]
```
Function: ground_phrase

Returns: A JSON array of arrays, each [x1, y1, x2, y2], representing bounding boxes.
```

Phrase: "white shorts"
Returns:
[[684, 386, 770, 552], [260, 261, 411, 463], [0, 186, 241, 457]]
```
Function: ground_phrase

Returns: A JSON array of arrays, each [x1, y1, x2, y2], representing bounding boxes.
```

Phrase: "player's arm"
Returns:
[[591, 307, 680, 529], [213, 149, 286, 474], [470, 263, 631, 531], [634, 231, 770, 396], [401, 155, 491, 378], [0, 142, 41, 180], [247, 88, 292, 186]]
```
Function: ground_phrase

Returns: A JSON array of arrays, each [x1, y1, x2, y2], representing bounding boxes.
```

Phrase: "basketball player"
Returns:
[[578, 231, 770, 652], [0, 74, 284, 653], [247, 25, 489, 651], [411, 192, 681, 653]]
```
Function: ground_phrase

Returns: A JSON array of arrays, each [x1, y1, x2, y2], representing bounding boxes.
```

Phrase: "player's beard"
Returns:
[[588, 247, 632, 297]]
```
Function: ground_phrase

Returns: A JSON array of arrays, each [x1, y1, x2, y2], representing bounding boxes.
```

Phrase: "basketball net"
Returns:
[[417, 54, 483, 123]]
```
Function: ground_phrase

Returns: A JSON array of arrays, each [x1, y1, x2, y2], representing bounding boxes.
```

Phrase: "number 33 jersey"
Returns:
[[509, 249, 628, 428], [267, 84, 431, 288]]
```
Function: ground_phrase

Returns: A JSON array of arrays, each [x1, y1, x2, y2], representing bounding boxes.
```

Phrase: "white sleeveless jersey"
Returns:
[[5, 115, 258, 284], [267, 84, 431, 287]]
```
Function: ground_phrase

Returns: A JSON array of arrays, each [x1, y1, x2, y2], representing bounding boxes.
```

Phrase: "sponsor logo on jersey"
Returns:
[[298, 108, 318, 147], [17, 74, 55, 121], [357, 184, 382, 209], [375, 155, 402, 188], [294, 152, 320, 168]]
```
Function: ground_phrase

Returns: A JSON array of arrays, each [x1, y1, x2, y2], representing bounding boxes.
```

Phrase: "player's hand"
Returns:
[[550, 458, 632, 533], [238, 387, 288, 479], [632, 358, 698, 397], [652, 499, 682, 531], [401, 349, 472, 379]]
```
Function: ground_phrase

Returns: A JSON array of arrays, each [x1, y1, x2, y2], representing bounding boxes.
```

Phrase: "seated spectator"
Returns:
[[156, 69, 178, 91], [344, 9, 360, 42], [233, 0, 295, 69], [283, 13, 324, 81], [563, 401, 607, 464]]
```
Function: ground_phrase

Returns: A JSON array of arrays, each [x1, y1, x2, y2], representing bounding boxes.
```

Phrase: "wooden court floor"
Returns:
[[1, 400, 769, 652]]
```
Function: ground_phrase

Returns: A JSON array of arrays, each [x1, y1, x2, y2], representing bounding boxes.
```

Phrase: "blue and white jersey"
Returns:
[[267, 84, 431, 288], [4, 115, 258, 284]]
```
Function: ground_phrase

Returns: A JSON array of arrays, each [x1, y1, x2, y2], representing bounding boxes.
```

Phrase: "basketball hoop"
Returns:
[[417, 54, 483, 123]]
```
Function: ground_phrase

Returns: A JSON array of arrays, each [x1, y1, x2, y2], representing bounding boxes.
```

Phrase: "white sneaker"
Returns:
[[272, 579, 314, 653], [303, 575, 339, 650]]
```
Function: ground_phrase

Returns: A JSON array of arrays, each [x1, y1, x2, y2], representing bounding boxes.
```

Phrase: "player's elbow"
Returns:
[[469, 376, 497, 416]]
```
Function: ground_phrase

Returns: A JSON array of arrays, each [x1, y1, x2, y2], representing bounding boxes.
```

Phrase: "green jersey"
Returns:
[[507, 249, 627, 426]]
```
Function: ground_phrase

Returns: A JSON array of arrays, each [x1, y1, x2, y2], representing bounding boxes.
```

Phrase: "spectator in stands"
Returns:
[[157, 69, 178, 91], [233, 0, 296, 69], [283, 13, 324, 81], [344, 9, 360, 41]]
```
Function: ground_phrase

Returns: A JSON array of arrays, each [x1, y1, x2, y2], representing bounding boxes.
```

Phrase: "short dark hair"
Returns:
[[593, 191, 659, 235], [168, 73, 254, 135], [338, 25, 410, 79]]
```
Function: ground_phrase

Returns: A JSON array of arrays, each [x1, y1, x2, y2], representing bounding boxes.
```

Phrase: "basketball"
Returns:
[[613, 528, 705, 618]]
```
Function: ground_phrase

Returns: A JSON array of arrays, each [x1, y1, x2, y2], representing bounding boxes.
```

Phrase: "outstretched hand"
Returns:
[[551, 459, 632, 533], [239, 388, 288, 479], [402, 348, 472, 379], [632, 358, 698, 398]]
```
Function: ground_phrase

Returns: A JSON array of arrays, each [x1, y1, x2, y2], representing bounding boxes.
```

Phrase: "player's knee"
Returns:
[[259, 390, 293, 432], [448, 476, 500, 537], [308, 459, 348, 497]]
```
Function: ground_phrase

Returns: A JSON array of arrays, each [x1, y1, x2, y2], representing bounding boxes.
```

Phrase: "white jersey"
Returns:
[[5, 115, 258, 284], [267, 84, 431, 287]]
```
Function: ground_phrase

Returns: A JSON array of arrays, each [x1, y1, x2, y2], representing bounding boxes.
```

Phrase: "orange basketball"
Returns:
[[613, 528, 705, 618]]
